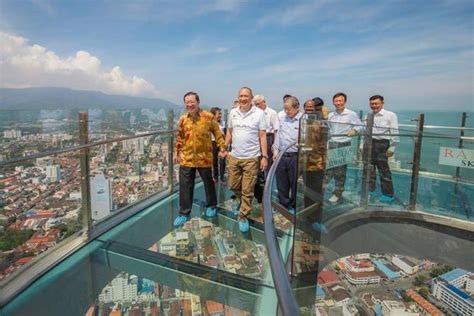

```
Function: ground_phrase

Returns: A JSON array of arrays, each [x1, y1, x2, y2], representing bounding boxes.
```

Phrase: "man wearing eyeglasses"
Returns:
[[273, 96, 302, 213], [174, 92, 227, 227]]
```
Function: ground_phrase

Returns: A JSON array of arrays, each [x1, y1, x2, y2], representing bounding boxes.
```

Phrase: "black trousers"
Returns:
[[369, 139, 394, 197], [303, 170, 325, 221], [275, 153, 298, 209], [179, 166, 217, 215], [325, 141, 351, 198], [254, 133, 275, 203], [212, 141, 226, 181]]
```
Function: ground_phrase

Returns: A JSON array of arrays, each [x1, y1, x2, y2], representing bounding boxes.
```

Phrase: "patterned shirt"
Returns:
[[175, 109, 225, 167], [301, 117, 328, 171]]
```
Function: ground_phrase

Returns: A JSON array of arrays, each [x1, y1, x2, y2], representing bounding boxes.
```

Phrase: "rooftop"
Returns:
[[440, 268, 470, 283]]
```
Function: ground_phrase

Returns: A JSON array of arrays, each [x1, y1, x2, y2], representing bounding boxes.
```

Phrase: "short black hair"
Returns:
[[369, 95, 384, 102], [183, 91, 200, 103], [210, 107, 222, 115], [312, 97, 324, 107], [333, 92, 347, 102]]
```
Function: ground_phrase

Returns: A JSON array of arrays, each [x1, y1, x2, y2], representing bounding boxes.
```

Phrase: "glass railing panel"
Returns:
[[87, 108, 178, 139], [419, 112, 473, 181], [88, 133, 173, 225], [415, 129, 474, 220], [285, 112, 474, 315], [0, 109, 80, 157], [0, 150, 83, 283]]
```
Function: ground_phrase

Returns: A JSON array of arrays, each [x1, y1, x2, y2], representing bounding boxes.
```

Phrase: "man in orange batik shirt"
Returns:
[[173, 91, 227, 227]]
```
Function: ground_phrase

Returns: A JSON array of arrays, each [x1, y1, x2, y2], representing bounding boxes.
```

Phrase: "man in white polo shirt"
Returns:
[[225, 87, 268, 233]]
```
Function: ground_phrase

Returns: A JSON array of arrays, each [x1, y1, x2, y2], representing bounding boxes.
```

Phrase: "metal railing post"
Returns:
[[79, 112, 92, 237], [223, 109, 228, 130], [455, 112, 467, 179], [356, 110, 363, 163], [167, 110, 175, 193], [409, 114, 424, 210], [360, 113, 374, 208]]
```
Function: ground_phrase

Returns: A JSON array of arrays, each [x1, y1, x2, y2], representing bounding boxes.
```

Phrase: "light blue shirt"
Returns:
[[274, 111, 303, 155], [328, 108, 364, 143]]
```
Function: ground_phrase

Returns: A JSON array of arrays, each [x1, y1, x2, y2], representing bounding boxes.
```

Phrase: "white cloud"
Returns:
[[0, 32, 160, 97]]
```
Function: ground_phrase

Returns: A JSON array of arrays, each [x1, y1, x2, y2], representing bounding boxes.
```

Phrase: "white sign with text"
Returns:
[[438, 147, 474, 169], [326, 145, 353, 169]]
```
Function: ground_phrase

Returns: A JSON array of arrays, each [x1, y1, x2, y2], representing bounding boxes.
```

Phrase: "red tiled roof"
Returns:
[[406, 289, 443, 316], [206, 300, 224, 314], [15, 256, 34, 265], [318, 271, 340, 284]]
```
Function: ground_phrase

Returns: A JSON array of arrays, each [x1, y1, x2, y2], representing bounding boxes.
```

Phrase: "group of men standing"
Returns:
[[173, 87, 399, 234]]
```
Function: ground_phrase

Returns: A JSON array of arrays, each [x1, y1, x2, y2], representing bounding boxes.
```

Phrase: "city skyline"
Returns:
[[0, 0, 473, 111]]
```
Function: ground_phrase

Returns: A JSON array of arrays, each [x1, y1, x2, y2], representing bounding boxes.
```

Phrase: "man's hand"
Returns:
[[346, 129, 356, 137], [218, 150, 228, 159], [173, 154, 181, 164], [260, 157, 268, 171], [386, 151, 394, 158]]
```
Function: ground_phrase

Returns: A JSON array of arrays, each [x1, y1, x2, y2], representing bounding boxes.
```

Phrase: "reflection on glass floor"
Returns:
[[94, 271, 251, 315], [150, 217, 268, 280], [302, 253, 473, 316], [1, 182, 282, 316]]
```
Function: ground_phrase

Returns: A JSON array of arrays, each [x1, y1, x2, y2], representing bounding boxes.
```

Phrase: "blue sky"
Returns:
[[0, 0, 472, 111]]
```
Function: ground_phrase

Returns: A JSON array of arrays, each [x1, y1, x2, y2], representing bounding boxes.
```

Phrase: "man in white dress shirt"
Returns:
[[225, 87, 268, 233], [326, 92, 363, 203], [273, 96, 302, 212], [366, 95, 399, 202], [253, 94, 279, 202]]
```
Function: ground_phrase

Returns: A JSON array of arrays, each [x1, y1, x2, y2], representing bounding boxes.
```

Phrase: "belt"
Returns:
[[372, 138, 389, 143], [283, 152, 298, 157], [266, 133, 275, 136]]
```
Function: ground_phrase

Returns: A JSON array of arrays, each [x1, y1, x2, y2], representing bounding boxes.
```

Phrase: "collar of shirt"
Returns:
[[186, 108, 202, 118], [332, 108, 350, 117], [284, 111, 303, 122], [237, 105, 256, 117], [375, 109, 386, 117]]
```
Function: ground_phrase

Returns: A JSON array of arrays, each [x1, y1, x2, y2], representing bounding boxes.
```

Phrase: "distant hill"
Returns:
[[0, 87, 178, 110]]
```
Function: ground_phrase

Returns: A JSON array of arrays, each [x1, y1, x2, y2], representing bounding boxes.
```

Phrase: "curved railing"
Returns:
[[263, 142, 300, 316]]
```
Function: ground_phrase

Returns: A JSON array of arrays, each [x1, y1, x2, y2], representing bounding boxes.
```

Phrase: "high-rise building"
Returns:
[[98, 273, 138, 303], [3, 129, 22, 139], [91, 172, 113, 221], [46, 165, 61, 182]]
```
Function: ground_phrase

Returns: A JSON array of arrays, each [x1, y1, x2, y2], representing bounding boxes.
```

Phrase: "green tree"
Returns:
[[419, 288, 429, 299], [0, 229, 34, 251], [401, 290, 413, 302], [413, 274, 427, 286]]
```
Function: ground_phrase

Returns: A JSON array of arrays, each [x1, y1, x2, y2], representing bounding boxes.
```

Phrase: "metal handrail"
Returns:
[[263, 142, 299, 316], [0, 129, 177, 167]]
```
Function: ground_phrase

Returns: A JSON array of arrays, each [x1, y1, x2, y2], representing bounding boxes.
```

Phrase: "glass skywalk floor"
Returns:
[[1, 183, 293, 316], [1, 169, 471, 315]]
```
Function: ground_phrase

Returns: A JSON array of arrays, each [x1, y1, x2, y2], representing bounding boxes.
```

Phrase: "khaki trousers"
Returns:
[[227, 155, 259, 218]]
